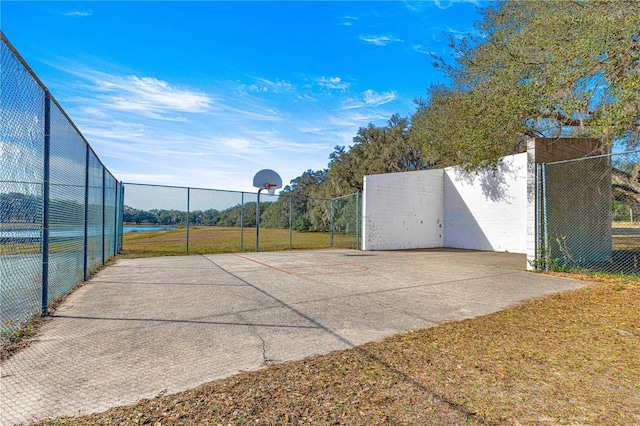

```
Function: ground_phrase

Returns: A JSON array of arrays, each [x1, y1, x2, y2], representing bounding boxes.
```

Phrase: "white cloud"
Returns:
[[402, 1, 420, 12], [54, 67, 214, 120], [342, 89, 397, 110], [117, 173, 175, 184], [434, 0, 454, 9], [434, 0, 481, 10], [317, 76, 350, 91], [215, 131, 328, 156], [63, 10, 93, 17], [296, 93, 317, 102], [216, 137, 254, 152], [247, 84, 268, 92], [413, 44, 435, 55], [79, 106, 108, 118], [339, 16, 358, 26], [221, 105, 283, 122], [258, 78, 293, 91], [363, 89, 397, 106], [93, 74, 213, 114], [448, 26, 470, 40], [78, 120, 147, 141], [358, 34, 403, 46], [243, 78, 293, 94]]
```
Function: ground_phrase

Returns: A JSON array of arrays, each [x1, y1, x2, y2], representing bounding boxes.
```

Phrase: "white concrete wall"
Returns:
[[362, 153, 528, 253], [362, 169, 444, 250], [443, 153, 528, 253]]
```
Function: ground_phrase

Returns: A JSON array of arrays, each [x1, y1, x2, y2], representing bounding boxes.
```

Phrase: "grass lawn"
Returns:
[[35, 272, 639, 425], [120, 226, 358, 258], [613, 221, 640, 251]]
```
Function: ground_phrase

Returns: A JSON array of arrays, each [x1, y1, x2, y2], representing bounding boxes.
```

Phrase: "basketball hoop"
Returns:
[[252, 169, 283, 252], [266, 183, 278, 195], [253, 169, 283, 192]]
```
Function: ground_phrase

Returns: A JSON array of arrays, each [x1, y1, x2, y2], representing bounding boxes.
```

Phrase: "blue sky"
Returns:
[[2, 0, 483, 192]]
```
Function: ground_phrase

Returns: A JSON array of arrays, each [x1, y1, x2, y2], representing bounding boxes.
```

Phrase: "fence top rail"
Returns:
[[545, 149, 640, 166], [123, 182, 246, 194], [123, 182, 360, 202], [331, 192, 360, 201]]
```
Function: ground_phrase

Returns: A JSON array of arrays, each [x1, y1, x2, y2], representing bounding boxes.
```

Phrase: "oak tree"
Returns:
[[413, 0, 640, 169]]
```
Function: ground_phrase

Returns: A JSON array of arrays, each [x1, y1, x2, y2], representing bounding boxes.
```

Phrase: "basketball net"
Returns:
[[266, 184, 277, 195]]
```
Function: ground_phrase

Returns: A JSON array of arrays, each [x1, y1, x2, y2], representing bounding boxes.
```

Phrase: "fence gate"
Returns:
[[536, 150, 640, 274]]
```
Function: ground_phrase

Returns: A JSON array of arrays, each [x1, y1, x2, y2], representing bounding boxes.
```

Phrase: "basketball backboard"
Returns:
[[253, 169, 282, 195]]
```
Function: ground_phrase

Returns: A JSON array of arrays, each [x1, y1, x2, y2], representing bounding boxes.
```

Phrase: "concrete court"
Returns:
[[1, 249, 587, 425]]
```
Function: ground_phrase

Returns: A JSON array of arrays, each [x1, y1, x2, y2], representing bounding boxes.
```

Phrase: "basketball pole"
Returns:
[[252, 169, 282, 252], [255, 188, 263, 252]]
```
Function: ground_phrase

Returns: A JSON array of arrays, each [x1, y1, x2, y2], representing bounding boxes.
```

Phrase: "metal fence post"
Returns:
[[356, 192, 360, 250], [41, 91, 51, 316], [541, 163, 549, 271], [101, 168, 106, 265], [289, 195, 293, 249], [119, 183, 124, 253], [83, 145, 89, 280], [255, 189, 262, 252], [186, 187, 190, 253], [535, 164, 542, 270], [330, 199, 334, 248], [113, 177, 118, 256], [240, 192, 244, 250]]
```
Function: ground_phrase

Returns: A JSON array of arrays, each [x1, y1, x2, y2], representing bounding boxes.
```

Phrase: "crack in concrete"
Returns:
[[252, 331, 274, 366]]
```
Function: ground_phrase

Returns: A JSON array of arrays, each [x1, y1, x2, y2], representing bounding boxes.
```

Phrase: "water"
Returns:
[[0, 225, 173, 243], [0, 226, 99, 242], [123, 225, 176, 233]]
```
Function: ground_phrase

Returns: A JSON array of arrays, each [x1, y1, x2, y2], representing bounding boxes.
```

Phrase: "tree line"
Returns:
[[123, 193, 358, 233]]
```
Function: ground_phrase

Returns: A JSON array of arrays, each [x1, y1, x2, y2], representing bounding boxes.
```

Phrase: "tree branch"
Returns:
[[539, 111, 593, 127], [612, 167, 640, 214]]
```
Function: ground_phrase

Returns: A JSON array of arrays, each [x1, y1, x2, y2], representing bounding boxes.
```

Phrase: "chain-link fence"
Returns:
[[1, 33, 123, 345], [122, 183, 361, 255], [536, 149, 640, 274]]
